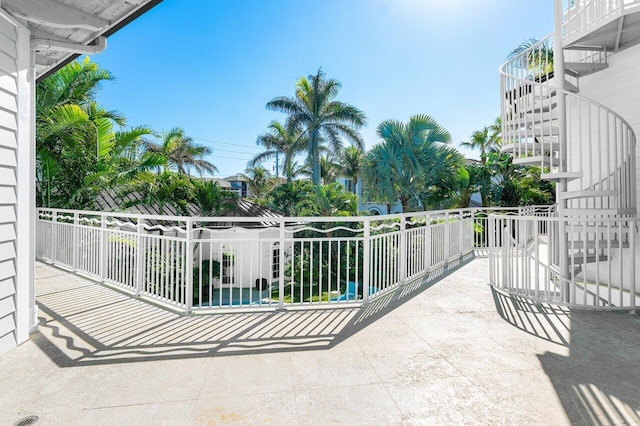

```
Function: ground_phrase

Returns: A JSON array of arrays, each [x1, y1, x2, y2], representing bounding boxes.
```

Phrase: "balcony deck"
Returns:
[[1, 258, 639, 424]]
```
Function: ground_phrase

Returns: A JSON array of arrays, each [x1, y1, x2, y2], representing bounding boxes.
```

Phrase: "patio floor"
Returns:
[[1, 258, 639, 425]]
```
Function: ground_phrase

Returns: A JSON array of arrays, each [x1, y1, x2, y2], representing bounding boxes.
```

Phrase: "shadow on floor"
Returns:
[[33, 255, 473, 367], [491, 287, 640, 425]]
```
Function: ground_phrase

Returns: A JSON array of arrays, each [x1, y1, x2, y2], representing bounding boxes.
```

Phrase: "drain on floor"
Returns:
[[13, 416, 39, 426]]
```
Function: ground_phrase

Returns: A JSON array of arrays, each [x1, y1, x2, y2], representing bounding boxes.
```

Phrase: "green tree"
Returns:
[[266, 68, 367, 185], [244, 166, 276, 204], [362, 114, 460, 212], [339, 146, 364, 193], [251, 120, 305, 183], [267, 180, 313, 216], [297, 182, 358, 217], [144, 127, 217, 176]]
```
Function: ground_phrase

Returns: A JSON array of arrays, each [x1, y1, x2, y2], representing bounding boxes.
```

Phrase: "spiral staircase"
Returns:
[[497, 0, 639, 307]]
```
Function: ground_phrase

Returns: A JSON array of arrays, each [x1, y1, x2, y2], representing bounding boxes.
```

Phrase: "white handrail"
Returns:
[[564, 0, 640, 42], [36, 206, 555, 313]]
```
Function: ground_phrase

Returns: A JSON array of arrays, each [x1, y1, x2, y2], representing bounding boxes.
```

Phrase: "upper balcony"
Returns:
[[563, 0, 640, 50]]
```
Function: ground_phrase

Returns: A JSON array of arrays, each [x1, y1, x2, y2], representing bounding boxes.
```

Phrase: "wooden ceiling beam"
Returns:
[[2, 0, 110, 30]]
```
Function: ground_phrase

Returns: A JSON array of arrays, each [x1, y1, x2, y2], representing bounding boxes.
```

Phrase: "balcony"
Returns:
[[0, 254, 638, 423]]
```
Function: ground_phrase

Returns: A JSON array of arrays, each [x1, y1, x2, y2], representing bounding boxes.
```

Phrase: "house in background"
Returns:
[[0, 0, 162, 356], [497, 0, 639, 301], [335, 177, 403, 215], [223, 173, 250, 198]]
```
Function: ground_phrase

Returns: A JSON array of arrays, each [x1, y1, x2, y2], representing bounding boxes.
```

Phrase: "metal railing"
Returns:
[[489, 213, 638, 310], [564, 0, 640, 42], [500, 34, 637, 214], [36, 206, 552, 313]]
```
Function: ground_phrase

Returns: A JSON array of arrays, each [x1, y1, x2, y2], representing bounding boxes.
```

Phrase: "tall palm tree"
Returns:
[[244, 166, 276, 203], [266, 68, 367, 185], [339, 146, 363, 194], [145, 127, 217, 176], [362, 114, 458, 212], [460, 127, 499, 165], [319, 154, 341, 185], [251, 120, 305, 183]]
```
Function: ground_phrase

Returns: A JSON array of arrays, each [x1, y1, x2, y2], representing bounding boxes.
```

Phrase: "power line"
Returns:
[[192, 136, 260, 151]]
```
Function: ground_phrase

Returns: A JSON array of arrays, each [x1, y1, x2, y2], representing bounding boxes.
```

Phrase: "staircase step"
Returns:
[[512, 155, 559, 167], [559, 190, 619, 200], [564, 62, 608, 78], [541, 172, 583, 181], [501, 142, 559, 155]]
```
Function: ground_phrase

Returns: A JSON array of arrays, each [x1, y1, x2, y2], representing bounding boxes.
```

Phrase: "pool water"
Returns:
[[195, 287, 273, 307]]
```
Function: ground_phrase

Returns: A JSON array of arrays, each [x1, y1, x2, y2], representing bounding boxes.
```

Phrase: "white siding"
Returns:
[[0, 12, 31, 357], [0, 12, 17, 357], [576, 43, 640, 214]]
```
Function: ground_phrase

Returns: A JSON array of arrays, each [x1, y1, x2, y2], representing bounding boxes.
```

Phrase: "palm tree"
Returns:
[[251, 120, 305, 183], [508, 38, 554, 77], [362, 114, 459, 212], [266, 68, 367, 185], [244, 166, 276, 203], [460, 127, 499, 165], [145, 127, 217, 176], [319, 154, 341, 185], [339, 146, 363, 194]]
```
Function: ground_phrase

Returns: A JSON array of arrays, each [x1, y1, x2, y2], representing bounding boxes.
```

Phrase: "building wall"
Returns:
[[572, 42, 640, 213], [0, 13, 33, 356]]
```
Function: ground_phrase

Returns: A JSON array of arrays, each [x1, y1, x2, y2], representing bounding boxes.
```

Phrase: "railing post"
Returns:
[[488, 215, 494, 285], [72, 211, 78, 271], [424, 215, 432, 275], [136, 217, 145, 297], [362, 218, 370, 305], [185, 218, 193, 314], [399, 216, 407, 286], [458, 213, 464, 256], [630, 225, 636, 315], [52, 210, 58, 264], [278, 219, 286, 311], [444, 213, 450, 263], [100, 213, 107, 282]]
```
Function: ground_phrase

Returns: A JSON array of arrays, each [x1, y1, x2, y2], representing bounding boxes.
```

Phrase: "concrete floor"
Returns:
[[1, 258, 639, 425]]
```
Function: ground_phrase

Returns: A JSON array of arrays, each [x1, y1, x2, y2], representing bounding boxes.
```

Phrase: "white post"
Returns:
[[185, 218, 193, 314], [52, 211, 58, 264], [100, 213, 107, 282], [399, 216, 407, 286], [424, 216, 432, 274], [555, 0, 571, 302], [278, 219, 286, 310], [72, 211, 79, 271], [136, 217, 144, 296], [630, 226, 636, 314], [362, 218, 370, 304], [444, 213, 450, 263]]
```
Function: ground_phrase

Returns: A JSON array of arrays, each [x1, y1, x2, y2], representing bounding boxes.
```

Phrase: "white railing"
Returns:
[[564, 0, 640, 42], [489, 213, 638, 310], [500, 34, 637, 214], [36, 206, 552, 313]]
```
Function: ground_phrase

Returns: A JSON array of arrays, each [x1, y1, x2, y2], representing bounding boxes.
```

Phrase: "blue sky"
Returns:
[[93, 0, 554, 178]]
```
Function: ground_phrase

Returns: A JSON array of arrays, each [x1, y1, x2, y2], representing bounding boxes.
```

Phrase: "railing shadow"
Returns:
[[33, 254, 474, 368], [491, 286, 640, 425]]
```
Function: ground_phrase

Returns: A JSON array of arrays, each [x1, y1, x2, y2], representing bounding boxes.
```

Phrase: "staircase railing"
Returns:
[[564, 0, 640, 42], [500, 33, 637, 214]]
